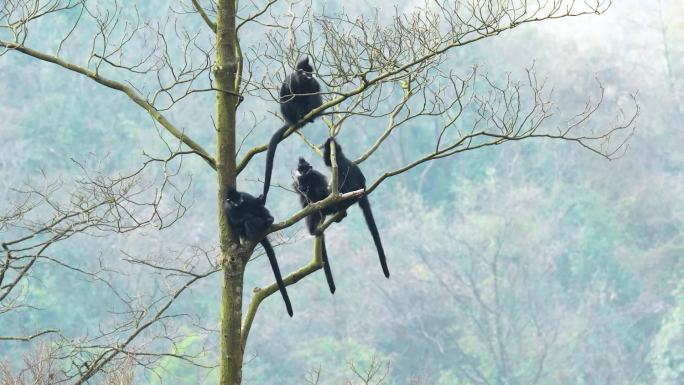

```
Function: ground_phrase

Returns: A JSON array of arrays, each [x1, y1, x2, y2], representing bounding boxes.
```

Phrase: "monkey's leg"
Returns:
[[261, 238, 293, 317], [358, 196, 390, 278], [316, 234, 336, 294], [304, 98, 317, 123], [305, 212, 321, 235], [244, 217, 267, 242]]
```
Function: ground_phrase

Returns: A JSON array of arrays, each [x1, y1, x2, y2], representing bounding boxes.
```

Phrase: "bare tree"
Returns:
[[0, 0, 637, 384]]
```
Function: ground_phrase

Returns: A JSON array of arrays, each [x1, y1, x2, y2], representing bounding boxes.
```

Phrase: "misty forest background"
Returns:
[[1, 0, 684, 384]]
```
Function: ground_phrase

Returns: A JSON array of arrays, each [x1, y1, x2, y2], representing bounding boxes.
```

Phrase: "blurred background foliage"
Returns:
[[1, 0, 683, 384]]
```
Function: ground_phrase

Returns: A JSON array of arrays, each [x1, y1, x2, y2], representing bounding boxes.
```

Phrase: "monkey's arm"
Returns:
[[260, 238, 294, 317], [332, 210, 348, 223], [358, 196, 390, 278]]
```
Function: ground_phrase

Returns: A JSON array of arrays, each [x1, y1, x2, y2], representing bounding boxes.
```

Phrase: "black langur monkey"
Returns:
[[261, 56, 323, 202], [223, 187, 293, 316], [323, 138, 390, 278], [292, 158, 336, 294]]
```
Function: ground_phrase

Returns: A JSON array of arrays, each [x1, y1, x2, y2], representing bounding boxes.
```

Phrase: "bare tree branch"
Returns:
[[191, 0, 217, 32], [0, 329, 59, 342], [0, 40, 216, 169], [241, 250, 322, 350]]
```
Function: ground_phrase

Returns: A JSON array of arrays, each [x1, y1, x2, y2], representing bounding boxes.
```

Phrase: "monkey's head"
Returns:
[[295, 56, 314, 76], [323, 138, 344, 167], [296, 157, 313, 176], [225, 187, 243, 207]]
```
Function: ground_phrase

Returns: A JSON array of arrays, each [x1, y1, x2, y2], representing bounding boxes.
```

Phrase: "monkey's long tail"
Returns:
[[318, 234, 336, 294], [358, 196, 390, 278], [261, 124, 288, 202], [261, 238, 294, 316]]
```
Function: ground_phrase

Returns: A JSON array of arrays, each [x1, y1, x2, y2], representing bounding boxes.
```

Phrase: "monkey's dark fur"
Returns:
[[292, 158, 335, 293], [223, 187, 293, 316], [323, 138, 390, 278], [280, 57, 322, 125], [261, 57, 323, 202]]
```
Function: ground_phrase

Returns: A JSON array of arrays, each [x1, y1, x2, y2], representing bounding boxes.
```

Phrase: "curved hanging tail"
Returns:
[[318, 234, 336, 294], [358, 196, 390, 278], [261, 238, 293, 316], [261, 123, 290, 202]]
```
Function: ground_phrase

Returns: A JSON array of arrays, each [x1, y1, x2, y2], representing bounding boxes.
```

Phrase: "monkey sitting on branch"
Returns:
[[223, 187, 293, 316]]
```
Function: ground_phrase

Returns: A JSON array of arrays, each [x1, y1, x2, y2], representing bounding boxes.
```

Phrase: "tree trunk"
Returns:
[[219, 258, 245, 385], [215, 0, 242, 384]]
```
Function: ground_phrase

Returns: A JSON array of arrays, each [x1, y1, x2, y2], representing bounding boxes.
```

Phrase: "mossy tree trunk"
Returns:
[[215, 0, 244, 384]]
